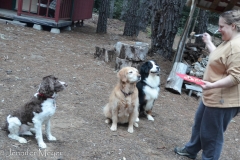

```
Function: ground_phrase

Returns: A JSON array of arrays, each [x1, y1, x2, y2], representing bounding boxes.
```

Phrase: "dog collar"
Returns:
[[121, 90, 133, 97], [38, 93, 54, 99]]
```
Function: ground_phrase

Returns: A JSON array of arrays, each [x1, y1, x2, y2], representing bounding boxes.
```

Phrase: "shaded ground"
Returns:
[[0, 14, 240, 160]]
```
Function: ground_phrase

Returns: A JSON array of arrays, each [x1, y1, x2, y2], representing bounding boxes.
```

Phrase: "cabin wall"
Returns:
[[0, 0, 16, 10], [72, 0, 94, 21]]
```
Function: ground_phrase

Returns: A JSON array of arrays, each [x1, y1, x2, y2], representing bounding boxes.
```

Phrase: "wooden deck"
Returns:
[[0, 9, 72, 28]]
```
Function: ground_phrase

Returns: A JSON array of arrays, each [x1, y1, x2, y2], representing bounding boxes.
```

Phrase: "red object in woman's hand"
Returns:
[[176, 73, 205, 85]]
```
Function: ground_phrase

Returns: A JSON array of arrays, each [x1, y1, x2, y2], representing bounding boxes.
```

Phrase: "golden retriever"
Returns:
[[103, 67, 141, 133]]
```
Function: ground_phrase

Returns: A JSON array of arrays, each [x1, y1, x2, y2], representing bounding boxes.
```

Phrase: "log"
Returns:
[[165, 62, 188, 94], [94, 46, 116, 63], [114, 41, 149, 61], [115, 57, 143, 71], [115, 57, 132, 70]]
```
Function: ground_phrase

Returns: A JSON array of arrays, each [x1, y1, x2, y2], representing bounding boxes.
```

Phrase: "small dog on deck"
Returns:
[[137, 60, 160, 121], [3, 75, 67, 148], [103, 67, 141, 133]]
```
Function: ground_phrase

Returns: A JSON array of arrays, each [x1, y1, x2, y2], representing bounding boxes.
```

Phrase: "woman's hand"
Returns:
[[200, 80, 214, 90], [202, 33, 212, 44], [202, 32, 216, 53], [200, 75, 235, 90]]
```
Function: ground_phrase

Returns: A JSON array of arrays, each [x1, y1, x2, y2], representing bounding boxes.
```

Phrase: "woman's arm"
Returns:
[[201, 75, 235, 90], [202, 33, 217, 53]]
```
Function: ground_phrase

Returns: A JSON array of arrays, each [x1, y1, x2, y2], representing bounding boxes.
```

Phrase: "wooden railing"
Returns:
[[17, 0, 73, 22]]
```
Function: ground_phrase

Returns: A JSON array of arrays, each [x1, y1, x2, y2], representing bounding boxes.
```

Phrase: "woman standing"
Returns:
[[174, 10, 240, 160]]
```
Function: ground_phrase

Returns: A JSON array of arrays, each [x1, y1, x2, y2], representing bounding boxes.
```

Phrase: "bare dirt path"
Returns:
[[0, 15, 239, 160]]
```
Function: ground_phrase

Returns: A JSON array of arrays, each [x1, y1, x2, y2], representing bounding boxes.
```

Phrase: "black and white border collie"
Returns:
[[137, 60, 160, 121], [3, 75, 67, 148]]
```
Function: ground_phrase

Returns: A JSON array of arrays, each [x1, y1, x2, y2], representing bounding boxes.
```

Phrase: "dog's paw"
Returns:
[[105, 119, 111, 124], [47, 135, 56, 141], [38, 142, 47, 149], [135, 117, 139, 122], [147, 115, 154, 121], [133, 122, 138, 128], [127, 127, 134, 133], [110, 125, 117, 131], [18, 137, 27, 143]]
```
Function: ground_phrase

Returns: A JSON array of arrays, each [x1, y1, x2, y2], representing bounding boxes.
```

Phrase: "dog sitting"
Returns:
[[103, 67, 141, 133], [137, 60, 160, 121], [3, 75, 67, 148]]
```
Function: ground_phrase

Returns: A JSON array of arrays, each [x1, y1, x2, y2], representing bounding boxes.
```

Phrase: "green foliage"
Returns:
[[208, 12, 220, 25], [146, 26, 151, 38], [93, 0, 101, 13], [177, 5, 220, 36], [177, 6, 199, 35], [93, 0, 124, 18], [113, 0, 123, 19]]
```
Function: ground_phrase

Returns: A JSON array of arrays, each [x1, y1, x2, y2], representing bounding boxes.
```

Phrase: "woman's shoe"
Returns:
[[174, 147, 197, 159]]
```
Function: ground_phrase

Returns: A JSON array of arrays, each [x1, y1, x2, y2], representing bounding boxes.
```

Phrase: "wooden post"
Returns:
[[17, 0, 23, 16], [29, 0, 33, 13], [55, 0, 61, 22], [190, 7, 200, 35]]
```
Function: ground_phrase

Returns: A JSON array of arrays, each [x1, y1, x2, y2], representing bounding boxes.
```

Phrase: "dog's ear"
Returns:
[[39, 76, 54, 94], [140, 62, 151, 74], [117, 69, 127, 82]]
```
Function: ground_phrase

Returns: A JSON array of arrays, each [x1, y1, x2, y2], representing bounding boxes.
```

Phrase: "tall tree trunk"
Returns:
[[195, 9, 209, 46], [96, 0, 110, 33], [123, 0, 140, 36], [150, 0, 185, 59], [138, 0, 150, 31], [109, 0, 115, 18], [120, 0, 128, 20]]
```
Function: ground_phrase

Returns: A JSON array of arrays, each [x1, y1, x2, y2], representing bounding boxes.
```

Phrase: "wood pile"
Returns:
[[182, 42, 209, 79]]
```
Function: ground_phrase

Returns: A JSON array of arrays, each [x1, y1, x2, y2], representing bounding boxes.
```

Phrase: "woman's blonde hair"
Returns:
[[220, 10, 240, 32]]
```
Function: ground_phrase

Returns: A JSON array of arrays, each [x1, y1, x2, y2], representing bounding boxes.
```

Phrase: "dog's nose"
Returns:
[[157, 66, 160, 71], [64, 83, 68, 87]]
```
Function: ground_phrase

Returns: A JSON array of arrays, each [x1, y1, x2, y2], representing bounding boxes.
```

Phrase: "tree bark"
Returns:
[[195, 9, 209, 46], [150, 0, 185, 60], [123, 0, 140, 36], [96, 0, 110, 33], [138, 0, 151, 31], [109, 0, 115, 19], [120, 0, 128, 20]]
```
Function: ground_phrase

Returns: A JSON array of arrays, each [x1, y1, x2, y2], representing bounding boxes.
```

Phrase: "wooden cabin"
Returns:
[[0, 0, 94, 28]]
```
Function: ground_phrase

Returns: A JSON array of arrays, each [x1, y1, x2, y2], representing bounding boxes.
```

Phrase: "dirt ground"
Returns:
[[0, 14, 240, 160]]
